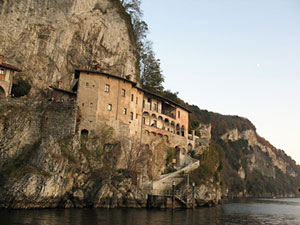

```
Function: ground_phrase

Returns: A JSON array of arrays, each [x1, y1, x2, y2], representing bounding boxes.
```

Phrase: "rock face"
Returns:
[[0, 0, 138, 91], [219, 128, 300, 198], [189, 105, 300, 199], [0, 97, 149, 209]]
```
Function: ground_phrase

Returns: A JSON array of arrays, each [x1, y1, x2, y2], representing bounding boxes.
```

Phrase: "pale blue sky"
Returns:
[[141, 0, 300, 163]]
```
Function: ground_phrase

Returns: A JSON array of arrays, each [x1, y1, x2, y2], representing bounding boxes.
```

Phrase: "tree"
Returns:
[[120, 0, 164, 93], [140, 41, 164, 93], [11, 79, 31, 97]]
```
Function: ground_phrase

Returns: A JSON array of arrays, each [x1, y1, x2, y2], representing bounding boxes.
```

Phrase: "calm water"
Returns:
[[1, 198, 300, 225]]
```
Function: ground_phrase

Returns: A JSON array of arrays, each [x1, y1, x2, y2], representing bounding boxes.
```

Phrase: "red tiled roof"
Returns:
[[0, 63, 22, 72]]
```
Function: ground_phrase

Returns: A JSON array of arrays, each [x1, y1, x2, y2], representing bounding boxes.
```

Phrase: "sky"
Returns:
[[141, 0, 300, 163]]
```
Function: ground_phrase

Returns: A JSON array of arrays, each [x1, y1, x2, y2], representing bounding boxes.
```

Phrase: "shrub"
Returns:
[[12, 79, 31, 97]]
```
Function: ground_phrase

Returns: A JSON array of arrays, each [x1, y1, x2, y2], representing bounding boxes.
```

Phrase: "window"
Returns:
[[178, 111, 181, 119], [105, 84, 110, 92], [0, 69, 4, 75], [86, 82, 89, 87], [90, 103, 93, 108], [123, 108, 127, 115], [131, 94, 134, 101], [82, 103, 85, 107], [154, 103, 157, 112], [143, 100, 145, 108], [142, 117, 145, 125], [108, 104, 112, 111], [136, 114, 138, 119], [121, 89, 125, 96], [136, 97, 138, 104], [130, 112, 133, 120], [147, 97, 151, 103]]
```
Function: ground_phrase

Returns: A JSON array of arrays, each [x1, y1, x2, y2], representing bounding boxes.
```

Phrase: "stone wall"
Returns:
[[40, 101, 77, 139], [0, 97, 77, 168]]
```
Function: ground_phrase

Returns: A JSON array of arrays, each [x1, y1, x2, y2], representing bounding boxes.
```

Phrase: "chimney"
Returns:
[[0, 55, 3, 64], [126, 74, 132, 81]]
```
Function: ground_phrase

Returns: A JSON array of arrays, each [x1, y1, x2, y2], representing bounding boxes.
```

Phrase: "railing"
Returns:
[[143, 106, 176, 119], [150, 189, 184, 197]]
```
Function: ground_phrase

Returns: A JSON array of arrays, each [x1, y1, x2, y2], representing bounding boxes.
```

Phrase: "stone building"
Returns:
[[0, 55, 21, 98], [74, 69, 197, 166]]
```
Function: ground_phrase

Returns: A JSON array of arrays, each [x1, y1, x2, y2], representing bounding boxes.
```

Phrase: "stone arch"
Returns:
[[158, 133, 163, 138], [176, 123, 180, 135], [170, 121, 175, 133], [144, 130, 150, 135], [181, 125, 185, 137], [150, 131, 157, 136], [163, 135, 169, 142], [157, 116, 163, 129], [151, 114, 157, 127], [143, 112, 150, 125], [80, 129, 89, 140], [0, 85, 7, 98], [164, 118, 170, 131]]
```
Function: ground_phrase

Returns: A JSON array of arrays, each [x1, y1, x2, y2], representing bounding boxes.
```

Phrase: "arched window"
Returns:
[[143, 112, 150, 125], [176, 124, 180, 135], [181, 125, 185, 137]]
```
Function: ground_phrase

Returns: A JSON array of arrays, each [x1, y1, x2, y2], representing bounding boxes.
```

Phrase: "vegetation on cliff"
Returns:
[[187, 105, 300, 198]]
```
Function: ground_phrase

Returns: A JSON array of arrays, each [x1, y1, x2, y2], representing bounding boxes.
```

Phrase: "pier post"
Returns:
[[172, 181, 175, 209], [192, 182, 195, 209]]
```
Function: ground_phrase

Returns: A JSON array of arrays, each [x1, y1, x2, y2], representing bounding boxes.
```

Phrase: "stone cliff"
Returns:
[[0, 97, 219, 208], [0, 0, 139, 91], [189, 105, 300, 199]]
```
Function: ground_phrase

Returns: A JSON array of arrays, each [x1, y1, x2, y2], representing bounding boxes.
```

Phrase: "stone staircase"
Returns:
[[142, 155, 200, 194]]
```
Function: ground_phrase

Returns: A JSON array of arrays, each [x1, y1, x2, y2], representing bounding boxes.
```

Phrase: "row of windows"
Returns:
[[104, 84, 139, 104], [107, 104, 137, 120], [82, 102, 138, 121], [83, 82, 182, 119]]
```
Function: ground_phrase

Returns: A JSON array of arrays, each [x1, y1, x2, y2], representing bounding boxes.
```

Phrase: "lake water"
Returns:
[[1, 198, 300, 225]]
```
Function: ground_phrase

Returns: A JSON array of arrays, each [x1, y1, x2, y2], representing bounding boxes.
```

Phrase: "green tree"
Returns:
[[140, 41, 164, 93], [120, 0, 164, 93]]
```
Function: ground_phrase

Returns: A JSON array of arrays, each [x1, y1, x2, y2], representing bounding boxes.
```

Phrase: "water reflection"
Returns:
[[1, 198, 300, 225]]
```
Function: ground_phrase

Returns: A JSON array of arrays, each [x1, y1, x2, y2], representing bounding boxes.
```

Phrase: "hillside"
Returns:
[[0, 0, 299, 209], [188, 105, 300, 198]]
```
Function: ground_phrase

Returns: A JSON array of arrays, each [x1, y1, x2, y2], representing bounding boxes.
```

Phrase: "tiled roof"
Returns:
[[75, 69, 191, 113], [49, 86, 77, 95], [0, 63, 22, 72], [74, 69, 137, 86]]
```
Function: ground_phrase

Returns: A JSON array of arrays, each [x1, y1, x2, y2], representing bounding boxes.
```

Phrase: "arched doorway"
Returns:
[[0, 85, 6, 98], [80, 129, 89, 140]]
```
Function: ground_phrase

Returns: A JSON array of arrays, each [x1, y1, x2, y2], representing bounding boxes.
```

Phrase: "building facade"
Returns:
[[0, 55, 21, 98], [74, 69, 195, 165]]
